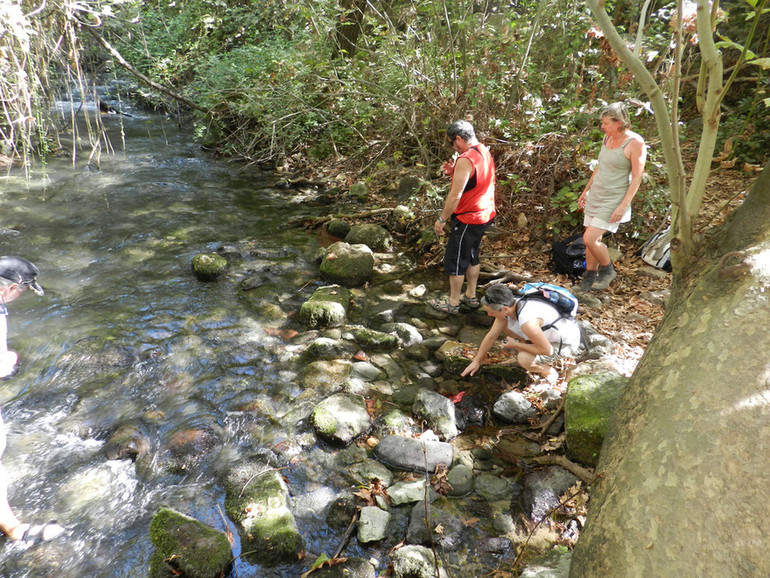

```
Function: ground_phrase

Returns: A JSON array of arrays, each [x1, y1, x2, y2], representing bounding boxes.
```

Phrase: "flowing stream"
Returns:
[[0, 105, 371, 576]]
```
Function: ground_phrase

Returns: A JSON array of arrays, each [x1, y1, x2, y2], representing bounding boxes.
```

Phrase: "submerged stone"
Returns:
[[191, 253, 228, 281], [148, 507, 232, 578]]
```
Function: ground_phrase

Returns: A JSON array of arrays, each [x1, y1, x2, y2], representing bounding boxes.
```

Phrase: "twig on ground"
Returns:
[[531, 454, 594, 485]]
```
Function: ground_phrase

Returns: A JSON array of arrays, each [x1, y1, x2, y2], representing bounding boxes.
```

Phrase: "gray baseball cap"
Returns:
[[0, 256, 44, 296]]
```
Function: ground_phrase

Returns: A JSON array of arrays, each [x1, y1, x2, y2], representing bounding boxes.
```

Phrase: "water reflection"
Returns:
[[0, 111, 323, 576]]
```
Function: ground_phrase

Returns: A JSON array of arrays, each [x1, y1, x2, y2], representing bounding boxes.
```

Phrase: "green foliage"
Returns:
[[548, 180, 586, 235]]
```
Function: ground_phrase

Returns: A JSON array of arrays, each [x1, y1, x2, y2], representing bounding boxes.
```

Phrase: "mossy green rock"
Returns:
[[345, 223, 393, 251], [565, 372, 630, 466], [349, 181, 369, 201], [327, 219, 352, 239], [148, 507, 232, 578], [224, 465, 303, 566], [353, 327, 399, 351], [298, 285, 351, 328], [191, 253, 228, 281], [319, 242, 374, 287]]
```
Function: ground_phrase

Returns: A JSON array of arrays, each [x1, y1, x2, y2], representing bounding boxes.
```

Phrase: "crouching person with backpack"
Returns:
[[460, 284, 581, 384]]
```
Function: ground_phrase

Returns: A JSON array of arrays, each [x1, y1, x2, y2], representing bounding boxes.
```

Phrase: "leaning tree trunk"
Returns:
[[571, 160, 770, 576]]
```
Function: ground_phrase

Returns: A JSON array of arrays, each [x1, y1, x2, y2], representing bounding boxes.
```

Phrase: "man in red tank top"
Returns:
[[429, 120, 496, 315]]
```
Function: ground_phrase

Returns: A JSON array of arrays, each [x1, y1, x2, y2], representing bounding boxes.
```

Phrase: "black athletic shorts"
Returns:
[[443, 216, 493, 276]]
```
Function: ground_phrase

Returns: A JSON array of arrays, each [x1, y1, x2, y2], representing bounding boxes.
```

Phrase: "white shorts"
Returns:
[[584, 214, 620, 234]]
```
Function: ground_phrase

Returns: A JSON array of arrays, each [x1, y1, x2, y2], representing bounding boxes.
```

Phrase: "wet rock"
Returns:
[[308, 557, 376, 578], [520, 544, 573, 577], [304, 337, 358, 361], [390, 545, 448, 578], [319, 242, 374, 287], [374, 409, 415, 437], [380, 322, 423, 348], [165, 426, 222, 474], [358, 505, 391, 543], [345, 223, 393, 251], [447, 464, 473, 496], [103, 423, 150, 462], [493, 390, 537, 424], [326, 219, 352, 239], [223, 464, 303, 566], [299, 285, 351, 328], [374, 435, 454, 473], [191, 252, 228, 281], [520, 466, 579, 522], [298, 360, 352, 391], [326, 490, 365, 530], [345, 458, 394, 488], [388, 479, 437, 506], [352, 327, 399, 351], [350, 361, 386, 382], [367, 353, 405, 382], [148, 507, 232, 578], [412, 389, 460, 441], [406, 501, 465, 550], [479, 536, 513, 554], [475, 472, 513, 502], [391, 384, 421, 406], [310, 393, 372, 445], [564, 372, 629, 466]]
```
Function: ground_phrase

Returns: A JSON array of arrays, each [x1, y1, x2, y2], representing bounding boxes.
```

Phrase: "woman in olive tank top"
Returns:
[[575, 102, 646, 292]]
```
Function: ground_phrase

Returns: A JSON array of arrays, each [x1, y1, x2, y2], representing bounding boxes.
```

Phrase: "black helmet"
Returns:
[[0, 256, 44, 296]]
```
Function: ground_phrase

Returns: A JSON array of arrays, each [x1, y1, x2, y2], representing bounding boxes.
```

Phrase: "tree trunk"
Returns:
[[332, 0, 368, 59], [570, 160, 770, 575]]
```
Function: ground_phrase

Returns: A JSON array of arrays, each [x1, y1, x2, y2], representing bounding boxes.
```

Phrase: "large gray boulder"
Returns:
[[319, 242, 375, 287]]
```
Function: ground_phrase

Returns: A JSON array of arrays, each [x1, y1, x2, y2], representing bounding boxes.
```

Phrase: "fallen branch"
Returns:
[[531, 454, 594, 485], [539, 398, 565, 436], [331, 509, 360, 560], [289, 207, 393, 229], [78, 19, 209, 113]]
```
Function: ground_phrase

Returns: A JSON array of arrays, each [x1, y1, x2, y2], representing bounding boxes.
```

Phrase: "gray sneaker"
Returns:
[[592, 264, 617, 290], [573, 270, 598, 293]]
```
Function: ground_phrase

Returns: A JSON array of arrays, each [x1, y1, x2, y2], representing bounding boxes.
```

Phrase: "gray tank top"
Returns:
[[585, 137, 632, 223]]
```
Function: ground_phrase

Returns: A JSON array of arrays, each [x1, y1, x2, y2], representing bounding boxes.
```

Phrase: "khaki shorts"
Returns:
[[583, 214, 620, 234], [534, 344, 576, 366]]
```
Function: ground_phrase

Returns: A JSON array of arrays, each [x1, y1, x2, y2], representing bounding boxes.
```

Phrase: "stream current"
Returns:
[[0, 106, 366, 576]]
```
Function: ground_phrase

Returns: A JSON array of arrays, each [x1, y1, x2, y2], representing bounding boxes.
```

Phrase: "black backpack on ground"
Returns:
[[551, 233, 586, 279]]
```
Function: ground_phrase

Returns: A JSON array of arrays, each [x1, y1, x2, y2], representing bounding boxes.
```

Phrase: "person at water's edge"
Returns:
[[460, 284, 580, 384], [429, 120, 497, 315], [575, 102, 647, 292], [0, 256, 64, 544]]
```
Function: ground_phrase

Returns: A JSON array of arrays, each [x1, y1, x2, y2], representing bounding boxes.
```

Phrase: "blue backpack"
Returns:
[[515, 282, 579, 330]]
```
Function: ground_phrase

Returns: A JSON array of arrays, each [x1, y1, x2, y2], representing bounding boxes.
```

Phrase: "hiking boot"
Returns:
[[592, 263, 617, 290], [573, 270, 598, 293]]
